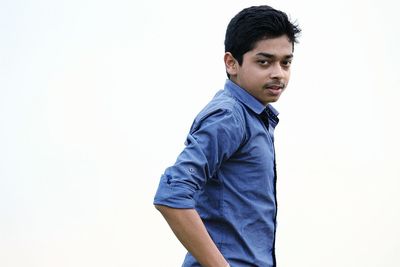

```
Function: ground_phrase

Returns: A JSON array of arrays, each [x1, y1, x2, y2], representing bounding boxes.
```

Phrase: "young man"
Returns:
[[154, 5, 301, 267]]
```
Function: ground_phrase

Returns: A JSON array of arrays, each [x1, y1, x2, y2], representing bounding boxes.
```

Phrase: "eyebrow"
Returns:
[[255, 52, 293, 59]]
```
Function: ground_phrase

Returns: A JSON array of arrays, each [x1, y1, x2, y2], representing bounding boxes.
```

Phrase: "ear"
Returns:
[[224, 52, 238, 76]]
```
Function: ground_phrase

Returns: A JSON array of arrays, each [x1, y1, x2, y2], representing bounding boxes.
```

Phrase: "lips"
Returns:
[[267, 86, 282, 90], [265, 84, 284, 96], [265, 81, 284, 88], [266, 87, 282, 96]]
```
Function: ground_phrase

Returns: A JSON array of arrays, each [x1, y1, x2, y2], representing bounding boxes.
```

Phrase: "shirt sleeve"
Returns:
[[153, 107, 245, 209]]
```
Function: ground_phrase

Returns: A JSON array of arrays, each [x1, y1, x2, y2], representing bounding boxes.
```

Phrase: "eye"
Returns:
[[257, 60, 269, 66], [282, 60, 292, 67]]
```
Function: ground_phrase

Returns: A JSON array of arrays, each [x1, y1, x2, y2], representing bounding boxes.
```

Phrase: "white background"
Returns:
[[1, 0, 399, 266]]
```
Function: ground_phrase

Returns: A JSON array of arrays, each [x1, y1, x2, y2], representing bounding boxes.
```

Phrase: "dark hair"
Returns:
[[225, 5, 301, 73]]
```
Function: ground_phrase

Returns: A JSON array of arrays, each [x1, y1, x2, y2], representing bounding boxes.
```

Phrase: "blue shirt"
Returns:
[[154, 79, 280, 267]]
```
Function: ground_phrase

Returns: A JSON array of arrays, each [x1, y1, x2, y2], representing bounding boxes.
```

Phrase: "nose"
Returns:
[[270, 63, 284, 79]]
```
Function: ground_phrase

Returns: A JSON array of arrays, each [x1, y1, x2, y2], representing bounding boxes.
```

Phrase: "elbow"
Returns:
[[154, 204, 178, 220], [154, 204, 167, 213], [154, 204, 182, 216]]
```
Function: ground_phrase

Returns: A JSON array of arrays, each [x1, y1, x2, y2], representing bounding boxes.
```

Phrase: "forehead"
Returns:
[[249, 35, 293, 56]]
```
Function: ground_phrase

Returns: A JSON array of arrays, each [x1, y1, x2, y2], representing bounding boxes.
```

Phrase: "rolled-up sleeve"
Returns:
[[153, 107, 245, 209]]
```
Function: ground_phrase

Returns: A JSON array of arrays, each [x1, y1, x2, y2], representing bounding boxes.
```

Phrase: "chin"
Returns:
[[267, 98, 280, 104]]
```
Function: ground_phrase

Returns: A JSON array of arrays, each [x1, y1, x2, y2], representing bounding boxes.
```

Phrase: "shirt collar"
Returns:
[[266, 104, 279, 128], [224, 79, 279, 117]]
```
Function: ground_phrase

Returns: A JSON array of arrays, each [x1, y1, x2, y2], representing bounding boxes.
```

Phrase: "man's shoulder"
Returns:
[[195, 89, 246, 123], [187, 89, 247, 137]]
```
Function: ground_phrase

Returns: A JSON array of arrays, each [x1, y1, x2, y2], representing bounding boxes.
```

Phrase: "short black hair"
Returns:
[[225, 5, 301, 70]]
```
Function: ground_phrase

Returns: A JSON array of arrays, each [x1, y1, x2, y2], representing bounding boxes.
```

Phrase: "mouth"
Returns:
[[265, 84, 284, 96]]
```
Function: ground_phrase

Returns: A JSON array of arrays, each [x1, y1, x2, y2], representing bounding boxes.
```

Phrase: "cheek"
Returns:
[[241, 69, 255, 84], [246, 67, 264, 81], [285, 69, 291, 80]]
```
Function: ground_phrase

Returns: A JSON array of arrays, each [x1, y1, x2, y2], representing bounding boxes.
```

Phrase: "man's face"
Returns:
[[226, 35, 293, 105]]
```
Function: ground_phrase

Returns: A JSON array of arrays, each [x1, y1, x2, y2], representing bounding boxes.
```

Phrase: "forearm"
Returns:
[[155, 205, 229, 267]]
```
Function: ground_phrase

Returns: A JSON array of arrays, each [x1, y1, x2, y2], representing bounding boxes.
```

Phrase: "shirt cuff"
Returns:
[[153, 174, 197, 209]]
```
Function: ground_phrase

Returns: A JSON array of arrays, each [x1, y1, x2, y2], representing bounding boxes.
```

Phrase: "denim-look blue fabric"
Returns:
[[154, 79, 279, 267]]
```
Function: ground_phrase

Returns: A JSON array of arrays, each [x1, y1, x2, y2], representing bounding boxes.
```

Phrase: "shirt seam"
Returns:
[[224, 90, 249, 145], [217, 94, 248, 256]]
